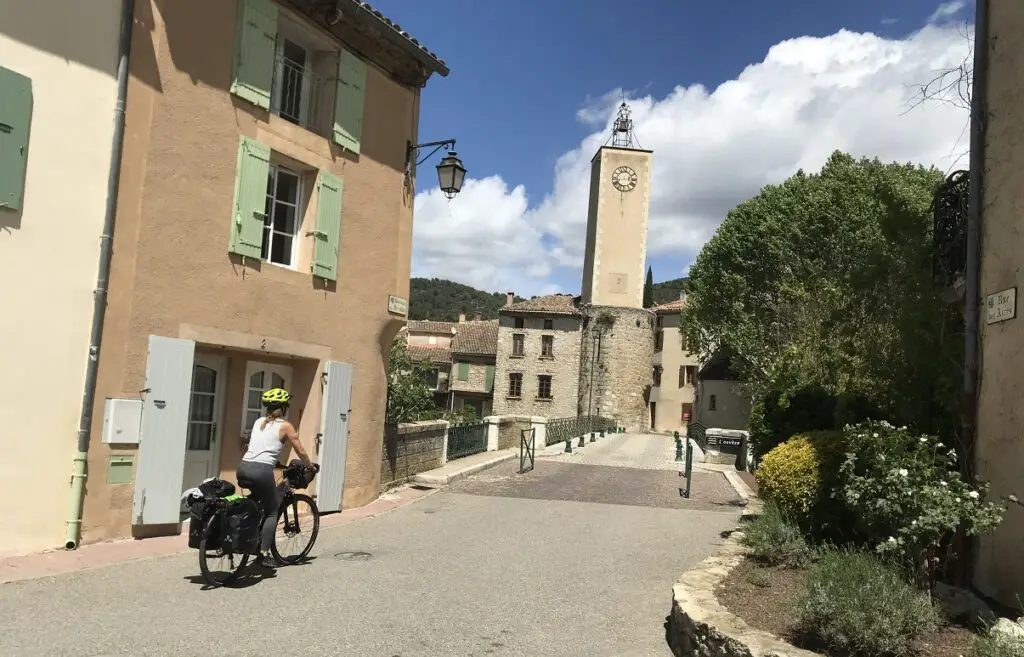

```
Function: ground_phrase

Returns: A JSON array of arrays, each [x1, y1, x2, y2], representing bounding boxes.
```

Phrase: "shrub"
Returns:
[[973, 630, 1024, 657], [740, 503, 814, 567], [795, 548, 940, 657], [754, 432, 845, 531], [749, 386, 838, 460], [838, 420, 1007, 587]]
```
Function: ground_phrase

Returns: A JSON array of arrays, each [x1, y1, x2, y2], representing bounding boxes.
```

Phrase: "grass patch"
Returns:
[[794, 548, 940, 657], [973, 628, 1024, 657], [740, 503, 814, 567]]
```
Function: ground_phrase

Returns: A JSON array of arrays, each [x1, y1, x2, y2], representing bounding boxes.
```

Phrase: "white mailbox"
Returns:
[[101, 398, 143, 445]]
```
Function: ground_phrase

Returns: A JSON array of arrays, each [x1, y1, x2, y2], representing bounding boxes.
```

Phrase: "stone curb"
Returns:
[[412, 451, 518, 486], [667, 503, 821, 657]]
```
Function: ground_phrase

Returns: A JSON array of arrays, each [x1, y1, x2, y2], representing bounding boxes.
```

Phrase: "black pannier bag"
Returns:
[[286, 459, 316, 489], [224, 497, 262, 555], [198, 478, 235, 498], [187, 498, 220, 549]]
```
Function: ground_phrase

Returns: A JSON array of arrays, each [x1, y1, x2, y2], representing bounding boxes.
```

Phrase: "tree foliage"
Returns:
[[643, 267, 655, 307], [680, 151, 959, 438], [385, 340, 440, 424], [409, 278, 524, 321]]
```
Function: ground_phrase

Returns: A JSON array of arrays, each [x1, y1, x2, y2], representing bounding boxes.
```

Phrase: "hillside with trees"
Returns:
[[410, 275, 689, 320]]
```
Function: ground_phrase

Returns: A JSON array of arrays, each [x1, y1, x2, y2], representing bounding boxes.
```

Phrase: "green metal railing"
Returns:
[[447, 421, 488, 460], [687, 421, 707, 452], [545, 415, 615, 446]]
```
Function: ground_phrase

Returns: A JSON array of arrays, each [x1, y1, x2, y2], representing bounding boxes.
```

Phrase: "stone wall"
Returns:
[[450, 355, 494, 395], [497, 415, 533, 450], [380, 420, 448, 491], [579, 305, 655, 432], [493, 314, 582, 419]]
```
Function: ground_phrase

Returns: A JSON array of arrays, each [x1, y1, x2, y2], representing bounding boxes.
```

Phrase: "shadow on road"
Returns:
[[181, 556, 318, 590]]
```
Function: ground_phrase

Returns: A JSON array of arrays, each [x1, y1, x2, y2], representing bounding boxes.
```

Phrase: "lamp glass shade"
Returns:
[[436, 152, 467, 198]]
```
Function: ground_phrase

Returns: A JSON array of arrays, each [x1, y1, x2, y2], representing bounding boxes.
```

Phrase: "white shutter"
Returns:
[[132, 336, 196, 525], [316, 360, 353, 513]]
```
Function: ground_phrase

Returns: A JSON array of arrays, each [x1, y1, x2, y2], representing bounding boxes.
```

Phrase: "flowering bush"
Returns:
[[838, 420, 1006, 588]]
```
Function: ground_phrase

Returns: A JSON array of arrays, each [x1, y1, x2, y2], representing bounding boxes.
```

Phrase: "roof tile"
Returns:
[[452, 320, 498, 355], [406, 345, 452, 364], [652, 299, 685, 313], [406, 320, 457, 334], [345, 1, 447, 74], [501, 294, 581, 315]]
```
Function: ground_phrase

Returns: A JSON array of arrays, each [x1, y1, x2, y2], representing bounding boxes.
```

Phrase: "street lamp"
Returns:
[[405, 139, 467, 199]]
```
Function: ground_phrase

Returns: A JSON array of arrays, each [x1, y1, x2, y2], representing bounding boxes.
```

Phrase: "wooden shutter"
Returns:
[[230, 0, 277, 110], [332, 49, 367, 153], [485, 365, 495, 392], [317, 361, 353, 513], [457, 362, 469, 381], [228, 136, 270, 258], [132, 336, 196, 525], [0, 66, 32, 211], [312, 170, 343, 281]]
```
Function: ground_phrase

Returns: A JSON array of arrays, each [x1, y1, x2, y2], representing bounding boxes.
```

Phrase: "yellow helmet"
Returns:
[[261, 387, 291, 405]]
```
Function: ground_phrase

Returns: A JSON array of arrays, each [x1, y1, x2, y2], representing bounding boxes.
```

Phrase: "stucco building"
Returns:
[[68, 0, 449, 549], [0, 0, 124, 556], [971, 0, 1024, 608], [693, 349, 750, 432], [649, 298, 700, 432]]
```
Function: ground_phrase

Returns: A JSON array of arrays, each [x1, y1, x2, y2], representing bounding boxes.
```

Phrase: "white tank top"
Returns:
[[243, 417, 285, 466]]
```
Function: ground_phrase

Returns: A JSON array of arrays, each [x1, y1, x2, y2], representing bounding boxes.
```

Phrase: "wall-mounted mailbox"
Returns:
[[107, 455, 134, 485], [101, 398, 143, 445]]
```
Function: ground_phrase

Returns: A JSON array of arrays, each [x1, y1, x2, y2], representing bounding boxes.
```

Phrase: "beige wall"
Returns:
[[493, 314, 582, 419], [408, 332, 453, 348], [0, 1, 122, 556], [580, 147, 653, 308], [79, 0, 421, 545], [650, 312, 699, 432], [695, 380, 751, 432], [974, 0, 1024, 607]]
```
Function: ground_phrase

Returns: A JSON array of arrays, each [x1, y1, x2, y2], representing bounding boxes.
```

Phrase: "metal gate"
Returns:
[[447, 422, 487, 460]]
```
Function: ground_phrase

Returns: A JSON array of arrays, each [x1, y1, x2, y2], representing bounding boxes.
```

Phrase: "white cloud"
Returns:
[[411, 22, 973, 297], [881, 17, 899, 26], [928, 1, 967, 23]]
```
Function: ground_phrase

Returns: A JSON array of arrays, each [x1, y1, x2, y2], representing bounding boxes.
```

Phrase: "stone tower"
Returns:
[[580, 102, 654, 308], [576, 102, 656, 432]]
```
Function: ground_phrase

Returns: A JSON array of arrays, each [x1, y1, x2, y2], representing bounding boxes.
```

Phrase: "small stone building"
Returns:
[[449, 319, 499, 418]]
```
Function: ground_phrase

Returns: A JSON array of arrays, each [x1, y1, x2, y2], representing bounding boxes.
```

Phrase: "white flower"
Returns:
[[920, 437, 928, 443], [937, 442, 944, 448], [968, 491, 980, 499], [948, 449, 956, 458], [899, 426, 907, 431], [888, 536, 897, 543], [873, 433, 879, 438], [911, 520, 917, 526], [879, 455, 886, 461], [940, 481, 948, 486], [898, 468, 909, 477], [1010, 494, 1020, 503]]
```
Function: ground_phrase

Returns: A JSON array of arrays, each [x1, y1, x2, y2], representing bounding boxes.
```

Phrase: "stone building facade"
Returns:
[[493, 295, 583, 419], [449, 318, 498, 418]]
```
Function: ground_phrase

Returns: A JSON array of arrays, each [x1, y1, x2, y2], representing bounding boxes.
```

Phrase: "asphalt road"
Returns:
[[0, 453, 740, 657]]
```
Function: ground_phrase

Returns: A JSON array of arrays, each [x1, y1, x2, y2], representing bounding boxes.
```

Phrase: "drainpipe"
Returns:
[[65, 0, 135, 550], [964, 0, 988, 478]]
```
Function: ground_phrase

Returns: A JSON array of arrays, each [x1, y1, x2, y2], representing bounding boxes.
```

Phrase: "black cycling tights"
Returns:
[[236, 459, 280, 553]]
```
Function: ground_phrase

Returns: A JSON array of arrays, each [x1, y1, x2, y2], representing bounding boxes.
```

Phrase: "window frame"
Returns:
[[508, 372, 523, 398], [262, 163, 303, 269], [541, 334, 554, 358], [543, 319, 553, 330], [511, 333, 525, 357], [537, 374, 553, 400]]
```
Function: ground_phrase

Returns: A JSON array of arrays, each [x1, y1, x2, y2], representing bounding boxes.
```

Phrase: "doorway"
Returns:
[[242, 361, 294, 449], [182, 354, 227, 494]]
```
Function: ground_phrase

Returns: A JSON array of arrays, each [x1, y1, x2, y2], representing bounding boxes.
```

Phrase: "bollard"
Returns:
[[675, 437, 683, 462], [684, 440, 694, 498], [600, 430, 605, 439], [589, 431, 596, 443], [564, 438, 572, 453], [578, 433, 586, 448]]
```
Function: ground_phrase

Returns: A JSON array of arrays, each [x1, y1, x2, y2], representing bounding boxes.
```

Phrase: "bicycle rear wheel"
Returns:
[[198, 511, 250, 586], [270, 493, 320, 565]]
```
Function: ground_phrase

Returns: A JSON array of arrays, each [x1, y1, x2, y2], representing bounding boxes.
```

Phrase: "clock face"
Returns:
[[612, 166, 638, 192]]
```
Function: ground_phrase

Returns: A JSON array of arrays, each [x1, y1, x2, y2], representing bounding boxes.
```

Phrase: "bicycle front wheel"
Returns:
[[198, 511, 250, 587], [270, 493, 320, 565]]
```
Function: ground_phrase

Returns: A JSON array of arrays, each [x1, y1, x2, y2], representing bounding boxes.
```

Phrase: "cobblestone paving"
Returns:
[[449, 458, 744, 512]]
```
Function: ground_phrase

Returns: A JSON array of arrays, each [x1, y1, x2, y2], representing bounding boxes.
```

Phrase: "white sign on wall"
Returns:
[[387, 295, 408, 316], [985, 287, 1017, 325]]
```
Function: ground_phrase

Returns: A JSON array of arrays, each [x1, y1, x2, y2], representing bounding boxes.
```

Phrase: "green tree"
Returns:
[[385, 340, 439, 424], [680, 151, 957, 436], [643, 266, 654, 307]]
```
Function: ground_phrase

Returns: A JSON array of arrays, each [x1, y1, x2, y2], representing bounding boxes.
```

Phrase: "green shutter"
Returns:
[[0, 66, 32, 211], [457, 362, 469, 381], [230, 0, 277, 110], [485, 365, 495, 392], [312, 170, 343, 281], [332, 49, 366, 153], [228, 136, 270, 258]]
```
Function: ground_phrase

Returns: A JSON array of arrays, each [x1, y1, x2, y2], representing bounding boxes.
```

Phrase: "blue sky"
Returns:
[[374, 0, 975, 297]]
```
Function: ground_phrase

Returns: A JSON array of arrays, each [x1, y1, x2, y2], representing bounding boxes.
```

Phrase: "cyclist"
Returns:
[[237, 387, 316, 568]]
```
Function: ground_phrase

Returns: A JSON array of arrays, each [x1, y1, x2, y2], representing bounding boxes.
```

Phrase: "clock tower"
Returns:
[[580, 102, 654, 308]]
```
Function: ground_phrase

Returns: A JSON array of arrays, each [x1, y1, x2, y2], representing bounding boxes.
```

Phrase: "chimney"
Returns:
[[679, 289, 688, 303], [506, 291, 515, 307], [458, 312, 466, 323]]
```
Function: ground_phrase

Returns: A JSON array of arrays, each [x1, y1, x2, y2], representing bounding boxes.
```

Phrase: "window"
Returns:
[[652, 366, 662, 387], [271, 37, 322, 132], [681, 333, 689, 351], [654, 330, 664, 351], [422, 368, 439, 389], [543, 319, 554, 330], [709, 394, 717, 411], [508, 372, 523, 398], [512, 333, 525, 356], [683, 366, 697, 386], [514, 317, 525, 329], [541, 335, 554, 357], [262, 165, 303, 267], [656, 315, 664, 328], [537, 375, 553, 399]]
